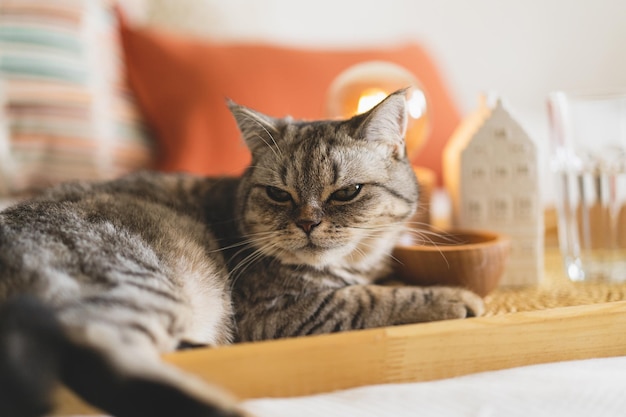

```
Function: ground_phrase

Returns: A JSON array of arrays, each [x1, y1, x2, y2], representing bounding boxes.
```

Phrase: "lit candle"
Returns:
[[326, 61, 430, 160], [356, 88, 388, 114]]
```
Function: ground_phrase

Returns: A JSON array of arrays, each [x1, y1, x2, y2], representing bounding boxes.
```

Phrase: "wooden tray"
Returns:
[[52, 248, 626, 415]]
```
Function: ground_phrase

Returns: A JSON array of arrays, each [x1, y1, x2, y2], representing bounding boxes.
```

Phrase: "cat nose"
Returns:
[[296, 219, 321, 234], [296, 204, 322, 234]]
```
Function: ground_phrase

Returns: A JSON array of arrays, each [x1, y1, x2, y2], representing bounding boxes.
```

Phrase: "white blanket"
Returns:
[[242, 356, 626, 417]]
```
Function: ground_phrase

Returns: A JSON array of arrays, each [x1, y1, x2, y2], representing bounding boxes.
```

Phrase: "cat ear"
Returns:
[[228, 100, 282, 155], [353, 89, 408, 157]]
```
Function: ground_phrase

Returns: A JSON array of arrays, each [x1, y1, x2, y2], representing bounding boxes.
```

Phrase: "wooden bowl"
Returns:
[[392, 229, 511, 297]]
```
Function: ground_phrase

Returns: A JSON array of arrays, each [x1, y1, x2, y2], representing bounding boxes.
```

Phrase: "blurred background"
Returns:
[[2, 0, 625, 204], [145, 0, 626, 162], [138, 0, 626, 203]]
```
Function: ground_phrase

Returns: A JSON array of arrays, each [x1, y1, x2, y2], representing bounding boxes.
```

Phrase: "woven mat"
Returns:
[[484, 248, 626, 316]]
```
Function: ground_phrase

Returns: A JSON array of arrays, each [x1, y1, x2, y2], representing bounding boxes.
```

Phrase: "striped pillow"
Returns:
[[0, 0, 155, 196]]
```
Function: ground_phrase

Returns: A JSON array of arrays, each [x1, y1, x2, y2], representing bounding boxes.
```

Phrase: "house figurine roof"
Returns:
[[444, 94, 498, 155], [443, 94, 543, 287]]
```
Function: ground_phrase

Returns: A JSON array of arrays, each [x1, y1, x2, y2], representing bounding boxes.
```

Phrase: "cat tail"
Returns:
[[0, 296, 64, 417], [0, 295, 246, 417]]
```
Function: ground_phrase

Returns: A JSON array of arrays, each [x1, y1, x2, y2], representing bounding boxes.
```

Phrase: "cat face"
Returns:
[[231, 91, 419, 268]]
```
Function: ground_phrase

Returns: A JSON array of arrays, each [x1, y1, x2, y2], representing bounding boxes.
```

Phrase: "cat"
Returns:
[[0, 90, 483, 417]]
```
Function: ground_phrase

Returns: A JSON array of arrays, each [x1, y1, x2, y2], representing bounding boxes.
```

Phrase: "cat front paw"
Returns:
[[423, 287, 485, 321], [461, 289, 485, 317]]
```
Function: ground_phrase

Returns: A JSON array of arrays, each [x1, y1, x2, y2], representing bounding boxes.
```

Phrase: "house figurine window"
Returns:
[[515, 163, 532, 178], [494, 127, 509, 139], [493, 165, 509, 180], [470, 166, 487, 180], [515, 197, 535, 219], [510, 142, 528, 154], [466, 199, 485, 222], [490, 197, 511, 221]]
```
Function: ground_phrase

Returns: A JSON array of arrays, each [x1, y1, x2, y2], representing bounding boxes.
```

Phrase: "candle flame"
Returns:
[[356, 89, 388, 114]]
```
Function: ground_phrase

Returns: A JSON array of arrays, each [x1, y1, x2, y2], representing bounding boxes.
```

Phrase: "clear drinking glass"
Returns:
[[549, 91, 626, 282]]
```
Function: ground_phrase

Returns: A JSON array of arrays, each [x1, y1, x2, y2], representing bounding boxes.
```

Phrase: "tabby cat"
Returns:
[[0, 90, 483, 417]]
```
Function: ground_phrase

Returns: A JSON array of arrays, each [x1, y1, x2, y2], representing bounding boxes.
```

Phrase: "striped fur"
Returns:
[[0, 91, 482, 416]]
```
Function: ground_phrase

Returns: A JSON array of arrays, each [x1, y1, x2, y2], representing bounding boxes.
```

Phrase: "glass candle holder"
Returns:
[[325, 61, 430, 160]]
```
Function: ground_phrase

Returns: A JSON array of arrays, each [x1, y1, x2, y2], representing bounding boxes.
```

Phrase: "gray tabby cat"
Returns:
[[0, 91, 483, 417]]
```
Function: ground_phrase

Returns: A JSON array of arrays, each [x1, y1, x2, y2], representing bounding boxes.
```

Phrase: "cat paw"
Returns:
[[456, 288, 485, 317], [424, 287, 485, 321]]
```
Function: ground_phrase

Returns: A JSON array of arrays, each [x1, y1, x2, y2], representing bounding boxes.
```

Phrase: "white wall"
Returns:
[[146, 0, 626, 200]]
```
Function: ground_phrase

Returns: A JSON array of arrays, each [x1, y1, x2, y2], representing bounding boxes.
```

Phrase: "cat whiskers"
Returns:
[[344, 228, 403, 265], [228, 248, 265, 288], [357, 239, 404, 266], [346, 223, 453, 267], [229, 244, 284, 289], [349, 222, 455, 246], [346, 242, 369, 263], [207, 231, 278, 254], [247, 165, 283, 178], [394, 223, 458, 269], [401, 222, 462, 246], [227, 233, 286, 288]]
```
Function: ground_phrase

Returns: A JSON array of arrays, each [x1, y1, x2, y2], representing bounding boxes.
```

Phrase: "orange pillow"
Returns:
[[117, 10, 460, 183]]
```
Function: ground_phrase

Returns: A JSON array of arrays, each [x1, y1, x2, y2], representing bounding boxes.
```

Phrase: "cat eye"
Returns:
[[330, 184, 363, 202], [265, 186, 293, 203]]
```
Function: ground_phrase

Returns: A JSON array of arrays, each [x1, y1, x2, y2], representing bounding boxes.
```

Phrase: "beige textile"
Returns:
[[485, 248, 626, 315]]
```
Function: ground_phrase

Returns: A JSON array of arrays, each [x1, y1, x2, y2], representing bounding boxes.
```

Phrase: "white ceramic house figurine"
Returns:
[[443, 95, 543, 287]]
